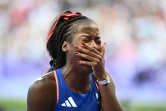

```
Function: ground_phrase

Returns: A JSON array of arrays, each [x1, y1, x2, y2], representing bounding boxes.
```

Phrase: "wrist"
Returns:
[[96, 75, 111, 85], [95, 75, 107, 81], [94, 70, 107, 81]]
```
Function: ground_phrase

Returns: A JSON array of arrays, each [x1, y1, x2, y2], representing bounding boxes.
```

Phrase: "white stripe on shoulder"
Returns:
[[34, 72, 52, 82], [35, 77, 43, 81]]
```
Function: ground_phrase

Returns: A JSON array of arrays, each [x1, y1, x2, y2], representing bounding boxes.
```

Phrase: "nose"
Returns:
[[89, 40, 98, 50]]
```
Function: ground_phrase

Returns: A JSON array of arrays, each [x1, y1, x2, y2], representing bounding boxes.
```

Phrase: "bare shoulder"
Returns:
[[28, 71, 56, 94], [27, 71, 57, 111]]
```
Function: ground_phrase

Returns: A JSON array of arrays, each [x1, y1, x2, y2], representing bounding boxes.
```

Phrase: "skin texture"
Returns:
[[27, 20, 125, 111]]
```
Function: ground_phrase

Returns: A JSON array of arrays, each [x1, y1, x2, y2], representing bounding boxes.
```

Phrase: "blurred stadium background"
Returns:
[[0, 0, 166, 111]]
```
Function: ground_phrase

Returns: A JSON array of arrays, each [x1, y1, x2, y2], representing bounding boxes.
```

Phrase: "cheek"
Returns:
[[71, 39, 83, 47], [67, 43, 78, 54]]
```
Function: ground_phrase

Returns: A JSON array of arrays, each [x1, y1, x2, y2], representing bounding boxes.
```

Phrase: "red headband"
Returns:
[[46, 11, 81, 40]]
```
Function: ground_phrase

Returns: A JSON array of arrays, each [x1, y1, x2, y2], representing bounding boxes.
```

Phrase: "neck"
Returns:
[[62, 63, 91, 94]]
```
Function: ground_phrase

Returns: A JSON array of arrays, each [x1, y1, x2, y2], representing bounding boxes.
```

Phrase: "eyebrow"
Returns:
[[81, 34, 101, 39]]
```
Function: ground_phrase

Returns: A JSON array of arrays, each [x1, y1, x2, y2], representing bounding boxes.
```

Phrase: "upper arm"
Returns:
[[27, 79, 56, 111]]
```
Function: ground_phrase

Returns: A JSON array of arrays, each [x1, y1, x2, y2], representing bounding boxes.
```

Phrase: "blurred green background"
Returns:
[[0, 97, 166, 111]]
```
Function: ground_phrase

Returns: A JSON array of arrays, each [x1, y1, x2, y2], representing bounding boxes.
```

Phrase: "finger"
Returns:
[[82, 43, 101, 55], [75, 46, 101, 59], [101, 43, 106, 57], [75, 52, 99, 62], [78, 60, 97, 67]]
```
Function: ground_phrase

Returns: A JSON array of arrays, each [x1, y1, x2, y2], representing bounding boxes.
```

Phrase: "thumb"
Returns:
[[101, 43, 106, 57]]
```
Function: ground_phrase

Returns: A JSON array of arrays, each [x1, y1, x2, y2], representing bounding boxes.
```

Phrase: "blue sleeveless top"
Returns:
[[53, 68, 101, 111]]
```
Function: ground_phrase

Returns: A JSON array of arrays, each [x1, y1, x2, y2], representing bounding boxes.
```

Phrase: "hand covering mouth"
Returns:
[[80, 57, 89, 61]]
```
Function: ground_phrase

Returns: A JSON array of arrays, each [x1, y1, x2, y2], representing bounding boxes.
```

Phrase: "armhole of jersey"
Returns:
[[54, 71, 59, 104]]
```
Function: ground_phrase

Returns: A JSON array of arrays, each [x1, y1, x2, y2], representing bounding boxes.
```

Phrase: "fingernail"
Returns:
[[77, 61, 80, 64], [74, 46, 79, 49], [74, 52, 78, 54], [82, 43, 85, 46]]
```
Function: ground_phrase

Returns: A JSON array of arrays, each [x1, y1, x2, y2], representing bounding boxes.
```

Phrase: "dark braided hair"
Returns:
[[46, 11, 93, 72]]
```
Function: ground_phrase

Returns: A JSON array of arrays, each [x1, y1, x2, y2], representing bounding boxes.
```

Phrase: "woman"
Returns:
[[27, 11, 125, 111]]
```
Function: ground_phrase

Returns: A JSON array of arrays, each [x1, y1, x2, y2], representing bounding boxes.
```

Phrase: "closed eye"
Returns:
[[82, 38, 90, 43], [95, 39, 101, 45], [81, 35, 101, 45]]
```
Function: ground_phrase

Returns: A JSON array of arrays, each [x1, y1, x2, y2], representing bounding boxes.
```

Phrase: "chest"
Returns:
[[54, 90, 100, 111]]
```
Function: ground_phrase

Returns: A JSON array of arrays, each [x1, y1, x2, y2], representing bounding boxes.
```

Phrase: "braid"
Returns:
[[46, 12, 91, 71], [56, 16, 87, 58]]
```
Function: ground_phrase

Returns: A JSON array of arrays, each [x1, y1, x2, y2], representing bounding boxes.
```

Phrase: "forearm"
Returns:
[[99, 72, 125, 111]]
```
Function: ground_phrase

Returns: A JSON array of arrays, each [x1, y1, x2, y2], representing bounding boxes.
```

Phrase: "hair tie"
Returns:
[[50, 59, 57, 68], [46, 11, 81, 40]]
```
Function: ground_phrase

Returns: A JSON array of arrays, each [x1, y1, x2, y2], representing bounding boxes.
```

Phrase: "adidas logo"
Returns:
[[61, 97, 77, 107]]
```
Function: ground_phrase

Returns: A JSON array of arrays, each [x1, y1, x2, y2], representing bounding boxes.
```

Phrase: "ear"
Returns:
[[62, 41, 69, 52]]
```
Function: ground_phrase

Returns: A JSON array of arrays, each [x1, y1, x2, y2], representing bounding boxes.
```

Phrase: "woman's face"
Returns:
[[65, 20, 102, 72]]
